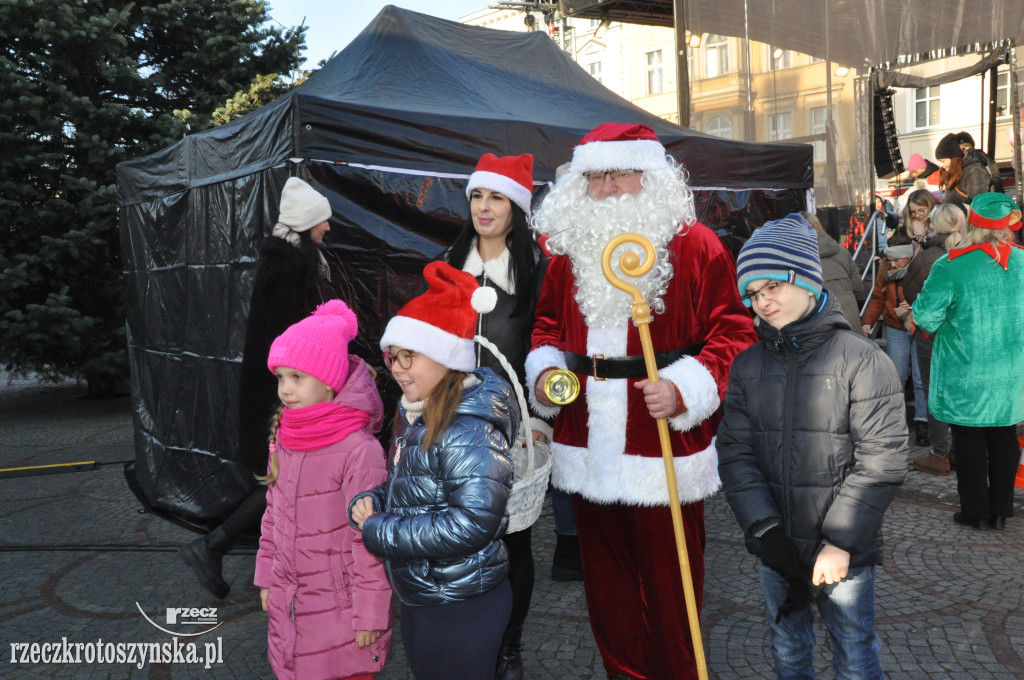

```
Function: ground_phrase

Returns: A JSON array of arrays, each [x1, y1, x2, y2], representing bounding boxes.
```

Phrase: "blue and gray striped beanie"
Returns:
[[736, 213, 823, 306]]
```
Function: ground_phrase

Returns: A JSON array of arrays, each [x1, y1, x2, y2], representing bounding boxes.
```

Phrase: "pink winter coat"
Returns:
[[255, 358, 392, 680]]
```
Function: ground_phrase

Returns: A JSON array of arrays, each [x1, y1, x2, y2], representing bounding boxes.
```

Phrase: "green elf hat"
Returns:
[[968, 193, 1022, 232]]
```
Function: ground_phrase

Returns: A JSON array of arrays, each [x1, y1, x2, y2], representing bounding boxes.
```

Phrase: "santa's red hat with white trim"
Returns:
[[380, 262, 497, 372], [569, 123, 669, 175], [466, 153, 535, 217]]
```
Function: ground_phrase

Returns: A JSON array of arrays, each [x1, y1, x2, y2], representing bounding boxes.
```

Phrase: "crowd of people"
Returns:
[[175, 123, 1023, 680]]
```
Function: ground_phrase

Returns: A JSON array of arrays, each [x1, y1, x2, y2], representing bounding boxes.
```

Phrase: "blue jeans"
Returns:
[[884, 326, 926, 423], [759, 563, 883, 680]]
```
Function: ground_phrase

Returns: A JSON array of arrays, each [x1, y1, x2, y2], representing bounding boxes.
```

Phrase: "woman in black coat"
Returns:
[[179, 176, 333, 598], [442, 153, 547, 680], [935, 133, 991, 212]]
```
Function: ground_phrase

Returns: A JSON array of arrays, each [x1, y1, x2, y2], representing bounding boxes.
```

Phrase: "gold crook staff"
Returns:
[[601, 233, 708, 680]]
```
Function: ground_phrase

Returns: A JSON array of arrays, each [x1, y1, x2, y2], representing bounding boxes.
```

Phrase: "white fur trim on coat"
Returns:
[[570, 139, 670, 175], [550, 438, 721, 506], [524, 345, 565, 419], [660, 354, 721, 432], [462, 241, 513, 294], [380, 316, 475, 372], [466, 170, 533, 217]]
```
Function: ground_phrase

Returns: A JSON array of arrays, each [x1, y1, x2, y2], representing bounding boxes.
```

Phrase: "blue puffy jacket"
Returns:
[[353, 368, 517, 606]]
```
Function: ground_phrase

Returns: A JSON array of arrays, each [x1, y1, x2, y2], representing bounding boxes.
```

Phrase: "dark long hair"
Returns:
[[444, 203, 542, 317]]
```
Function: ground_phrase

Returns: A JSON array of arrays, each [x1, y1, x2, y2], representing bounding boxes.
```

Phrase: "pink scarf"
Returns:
[[277, 402, 370, 452]]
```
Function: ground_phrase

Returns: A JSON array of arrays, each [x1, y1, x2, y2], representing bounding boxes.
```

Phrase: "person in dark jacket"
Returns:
[[351, 262, 516, 680], [901, 204, 963, 476], [441, 152, 549, 680], [935, 132, 991, 212], [718, 214, 908, 680], [956, 131, 1004, 194], [179, 176, 333, 599], [801, 211, 864, 331]]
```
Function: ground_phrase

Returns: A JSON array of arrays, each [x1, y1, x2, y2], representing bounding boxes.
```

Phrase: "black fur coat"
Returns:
[[235, 236, 321, 470]]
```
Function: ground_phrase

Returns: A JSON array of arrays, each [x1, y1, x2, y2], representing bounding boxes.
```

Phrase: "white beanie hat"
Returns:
[[277, 177, 331, 233]]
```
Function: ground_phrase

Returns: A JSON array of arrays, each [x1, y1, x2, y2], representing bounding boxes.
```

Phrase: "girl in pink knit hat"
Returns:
[[255, 299, 392, 680]]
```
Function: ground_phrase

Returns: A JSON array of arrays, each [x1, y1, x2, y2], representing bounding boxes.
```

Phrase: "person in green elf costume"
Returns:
[[912, 193, 1024, 531]]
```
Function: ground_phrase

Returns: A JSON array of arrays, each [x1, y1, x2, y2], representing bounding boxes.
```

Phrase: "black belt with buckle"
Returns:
[[564, 343, 705, 381]]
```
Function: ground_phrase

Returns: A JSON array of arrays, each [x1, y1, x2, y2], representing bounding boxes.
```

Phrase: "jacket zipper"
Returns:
[[475, 272, 487, 366], [781, 336, 796, 535], [383, 435, 405, 587]]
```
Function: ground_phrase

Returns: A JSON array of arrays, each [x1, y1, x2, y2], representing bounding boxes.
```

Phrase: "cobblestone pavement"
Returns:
[[1, 373, 1022, 679]]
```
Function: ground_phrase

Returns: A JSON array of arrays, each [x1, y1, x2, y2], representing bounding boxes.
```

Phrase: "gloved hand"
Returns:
[[757, 525, 801, 581], [775, 570, 817, 622]]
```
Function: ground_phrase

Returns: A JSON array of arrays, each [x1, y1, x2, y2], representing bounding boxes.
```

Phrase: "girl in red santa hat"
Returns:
[[442, 152, 551, 680], [350, 261, 518, 680]]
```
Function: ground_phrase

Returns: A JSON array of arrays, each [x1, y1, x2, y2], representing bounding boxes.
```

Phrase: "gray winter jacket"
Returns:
[[816, 231, 864, 332], [717, 292, 908, 568], [354, 368, 517, 606]]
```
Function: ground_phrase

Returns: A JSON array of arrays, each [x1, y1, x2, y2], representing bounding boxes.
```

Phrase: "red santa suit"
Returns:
[[526, 126, 756, 680]]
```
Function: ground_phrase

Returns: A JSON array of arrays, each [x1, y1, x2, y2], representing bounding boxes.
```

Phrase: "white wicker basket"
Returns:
[[475, 336, 553, 534]]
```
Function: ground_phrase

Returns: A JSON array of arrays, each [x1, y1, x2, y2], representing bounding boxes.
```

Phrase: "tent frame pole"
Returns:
[[1011, 42, 1023, 202]]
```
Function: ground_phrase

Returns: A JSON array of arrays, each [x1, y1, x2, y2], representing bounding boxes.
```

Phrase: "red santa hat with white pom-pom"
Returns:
[[380, 261, 497, 372], [569, 122, 670, 175]]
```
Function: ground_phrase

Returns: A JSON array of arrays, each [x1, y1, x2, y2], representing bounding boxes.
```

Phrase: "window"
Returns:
[[646, 50, 663, 95], [705, 116, 733, 139], [810, 106, 835, 162], [768, 112, 793, 141], [705, 34, 729, 78], [767, 46, 793, 69], [996, 71, 1009, 117], [588, 61, 602, 84], [914, 86, 941, 129]]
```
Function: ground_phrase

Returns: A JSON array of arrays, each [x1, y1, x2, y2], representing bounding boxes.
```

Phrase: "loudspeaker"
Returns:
[[873, 89, 903, 179]]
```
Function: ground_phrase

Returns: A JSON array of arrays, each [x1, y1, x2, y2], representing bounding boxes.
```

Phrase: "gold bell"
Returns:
[[544, 369, 580, 406]]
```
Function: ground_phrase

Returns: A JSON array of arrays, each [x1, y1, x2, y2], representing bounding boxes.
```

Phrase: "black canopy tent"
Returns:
[[116, 5, 812, 525]]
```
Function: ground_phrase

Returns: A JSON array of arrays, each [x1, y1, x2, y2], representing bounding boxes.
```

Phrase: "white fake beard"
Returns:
[[538, 171, 693, 329]]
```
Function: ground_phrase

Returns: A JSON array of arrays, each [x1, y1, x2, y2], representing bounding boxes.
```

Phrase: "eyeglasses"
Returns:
[[382, 349, 416, 371], [742, 280, 783, 304], [584, 169, 641, 184], [910, 207, 929, 217]]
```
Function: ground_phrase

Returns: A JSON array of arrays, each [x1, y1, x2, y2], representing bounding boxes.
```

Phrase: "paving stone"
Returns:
[[2, 373, 1023, 678]]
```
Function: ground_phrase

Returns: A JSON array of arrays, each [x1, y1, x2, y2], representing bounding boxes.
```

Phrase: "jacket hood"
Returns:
[[962, 148, 987, 169], [756, 290, 851, 352], [336, 356, 384, 433], [816, 230, 840, 258], [457, 368, 518, 442]]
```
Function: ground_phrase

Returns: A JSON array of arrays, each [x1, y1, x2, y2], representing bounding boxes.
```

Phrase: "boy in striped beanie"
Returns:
[[719, 212, 907, 678], [735, 213, 824, 328]]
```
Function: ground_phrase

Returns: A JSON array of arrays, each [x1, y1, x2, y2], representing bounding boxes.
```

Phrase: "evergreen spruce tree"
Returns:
[[0, 0, 305, 393]]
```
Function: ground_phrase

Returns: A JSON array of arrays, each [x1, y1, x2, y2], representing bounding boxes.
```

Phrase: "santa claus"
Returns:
[[527, 123, 757, 680]]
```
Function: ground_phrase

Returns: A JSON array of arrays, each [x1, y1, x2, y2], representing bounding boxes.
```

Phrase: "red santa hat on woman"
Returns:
[[465, 153, 535, 217], [569, 123, 670, 175], [380, 262, 497, 372]]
